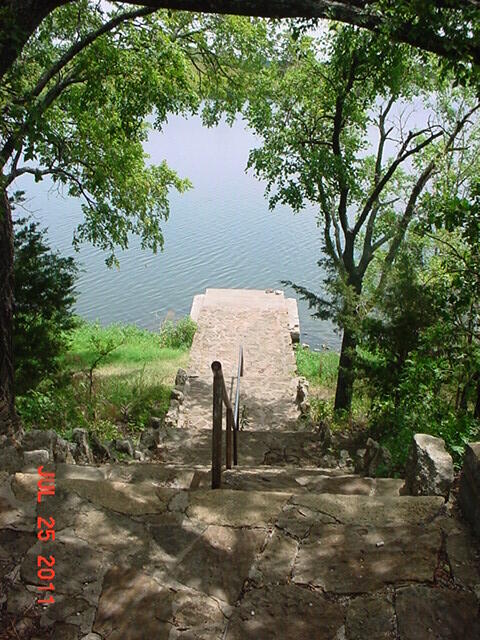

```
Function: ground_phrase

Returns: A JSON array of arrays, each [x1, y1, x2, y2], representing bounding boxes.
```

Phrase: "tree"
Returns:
[[0, 2, 270, 434], [13, 211, 78, 393], [246, 25, 480, 411], [1, 2, 479, 83]]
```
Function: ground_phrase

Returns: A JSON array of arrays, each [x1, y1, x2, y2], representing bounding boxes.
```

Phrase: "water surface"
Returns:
[[17, 116, 339, 349]]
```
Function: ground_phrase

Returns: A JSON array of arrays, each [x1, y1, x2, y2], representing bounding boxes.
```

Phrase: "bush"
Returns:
[[14, 216, 78, 393], [369, 353, 480, 471], [159, 316, 197, 349], [16, 375, 86, 438], [17, 320, 190, 444]]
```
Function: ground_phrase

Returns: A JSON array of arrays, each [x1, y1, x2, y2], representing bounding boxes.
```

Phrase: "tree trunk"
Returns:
[[0, 1, 68, 82], [334, 327, 357, 413], [0, 188, 18, 436], [473, 374, 480, 420]]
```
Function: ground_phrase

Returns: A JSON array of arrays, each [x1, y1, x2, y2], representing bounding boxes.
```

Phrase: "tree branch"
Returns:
[[353, 126, 444, 237], [3, 1, 479, 86], [28, 6, 157, 102], [377, 102, 480, 292]]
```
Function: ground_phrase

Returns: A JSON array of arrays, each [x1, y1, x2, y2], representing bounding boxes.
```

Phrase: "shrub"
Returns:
[[13, 216, 78, 393], [159, 316, 197, 349]]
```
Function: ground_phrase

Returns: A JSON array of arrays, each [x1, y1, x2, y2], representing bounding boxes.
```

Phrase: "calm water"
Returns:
[[16, 116, 339, 350]]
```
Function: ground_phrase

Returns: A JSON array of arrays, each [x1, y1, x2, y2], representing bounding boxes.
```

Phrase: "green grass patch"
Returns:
[[65, 321, 191, 369], [18, 319, 194, 445], [295, 346, 339, 388]]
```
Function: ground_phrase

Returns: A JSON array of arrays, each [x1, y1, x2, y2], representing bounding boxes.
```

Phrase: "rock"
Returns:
[[22, 429, 57, 456], [54, 436, 75, 464], [90, 434, 110, 462], [175, 368, 188, 387], [72, 429, 94, 465], [171, 388, 184, 403], [396, 585, 480, 640], [0, 445, 23, 473], [296, 378, 309, 412], [446, 531, 480, 588], [294, 522, 442, 593], [150, 416, 163, 429], [134, 450, 145, 461], [363, 438, 392, 477], [346, 595, 395, 640], [164, 409, 178, 429], [176, 524, 265, 603], [23, 449, 49, 467], [339, 449, 353, 469], [355, 448, 366, 474], [403, 433, 454, 499], [94, 567, 226, 639], [459, 442, 480, 537], [114, 439, 134, 457], [227, 584, 345, 639], [139, 428, 159, 451], [298, 374, 309, 396], [50, 623, 80, 640]]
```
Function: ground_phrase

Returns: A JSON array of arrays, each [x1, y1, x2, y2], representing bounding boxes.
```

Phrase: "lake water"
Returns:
[[17, 116, 340, 350]]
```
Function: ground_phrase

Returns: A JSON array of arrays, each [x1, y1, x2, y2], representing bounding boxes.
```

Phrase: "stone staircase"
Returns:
[[3, 427, 480, 640], [1, 289, 479, 638]]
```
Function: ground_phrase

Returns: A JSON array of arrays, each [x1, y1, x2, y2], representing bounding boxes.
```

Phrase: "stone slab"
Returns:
[[346, 595, 396, 640], [290, 493, 445, 527], [94, 567, 227, 640], [186, 489, 290, 527], [293, 524, 442, 593], [227, 584, 345, 640], [175, 524, 266, 603], [396, 585, 480, 640]]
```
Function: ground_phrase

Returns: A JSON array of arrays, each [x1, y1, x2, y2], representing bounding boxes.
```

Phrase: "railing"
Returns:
[[211, 346, 244, 489]]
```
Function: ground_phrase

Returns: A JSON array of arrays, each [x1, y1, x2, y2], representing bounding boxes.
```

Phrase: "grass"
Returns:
[[295, 345, 340, 390], [295, 345, 369, 433], [17, 319, 194, 446]]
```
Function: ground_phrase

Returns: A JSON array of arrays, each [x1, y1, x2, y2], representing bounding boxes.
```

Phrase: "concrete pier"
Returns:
[[181, 288, 302, 431]]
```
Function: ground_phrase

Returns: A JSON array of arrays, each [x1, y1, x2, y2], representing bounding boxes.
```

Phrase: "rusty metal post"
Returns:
[[226, 407, 233, 470], [211, 361, 223, 489]]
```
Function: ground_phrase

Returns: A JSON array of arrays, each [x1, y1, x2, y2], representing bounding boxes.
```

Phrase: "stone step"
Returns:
[[4, 471, 479, 639], [11, 472, 441, 525], [182, 375, 301, 431], [156, 427, 336, 468], [47, 462, 404, 496]]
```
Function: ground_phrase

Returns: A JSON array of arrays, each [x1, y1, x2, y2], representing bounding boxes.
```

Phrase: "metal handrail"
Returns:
[[233, 346, 243, 466], [211, 346, 244, 489]]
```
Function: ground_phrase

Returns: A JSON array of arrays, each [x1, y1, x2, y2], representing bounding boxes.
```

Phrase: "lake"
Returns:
[[17, 115, 339, 350]]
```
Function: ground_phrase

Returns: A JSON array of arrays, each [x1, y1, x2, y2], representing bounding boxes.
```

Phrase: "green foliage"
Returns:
[[362, 225, 480, 471], [159, 316, 197, 350], [16, 375, 87, 438], [309, 397, 333, 425], [295, 346, 339, 388], [3, 5, 272, 264], [358, 239, 436, 399], [13, 215, 78, 393], [17, 321, 188, 441]]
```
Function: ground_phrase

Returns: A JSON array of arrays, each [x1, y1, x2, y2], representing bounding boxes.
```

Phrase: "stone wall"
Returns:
[[459, 442, 480, 537]]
